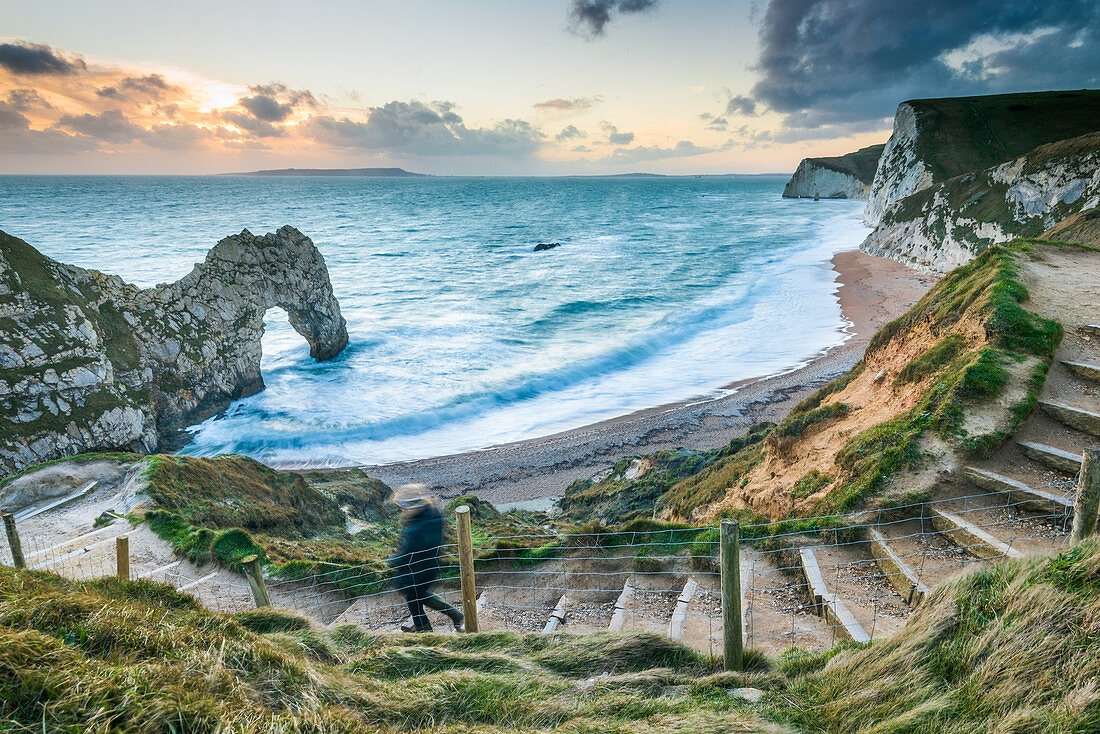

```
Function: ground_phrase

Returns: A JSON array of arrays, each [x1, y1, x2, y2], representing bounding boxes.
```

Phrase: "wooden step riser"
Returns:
[[1018, 441, 1084, 475], [1040, 402, 1100, 438]]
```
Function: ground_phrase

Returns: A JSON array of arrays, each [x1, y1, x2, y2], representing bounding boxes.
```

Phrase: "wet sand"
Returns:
[[357, 250, 937, 504]]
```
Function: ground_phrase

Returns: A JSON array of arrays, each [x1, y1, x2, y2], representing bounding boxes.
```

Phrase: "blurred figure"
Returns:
[[388, 483, 465, 633]]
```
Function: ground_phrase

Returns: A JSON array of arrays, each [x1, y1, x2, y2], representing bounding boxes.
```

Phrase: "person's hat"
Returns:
[[392, 483, 432, 510]]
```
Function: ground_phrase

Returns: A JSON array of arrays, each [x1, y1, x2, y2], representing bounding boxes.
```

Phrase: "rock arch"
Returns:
[[0, 226, 348, 475]]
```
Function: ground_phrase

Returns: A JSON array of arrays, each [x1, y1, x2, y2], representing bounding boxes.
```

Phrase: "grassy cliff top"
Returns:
[[3, 537, 1099, 732], [903, 89, 1100, 182], [804, 143, 885, 184]]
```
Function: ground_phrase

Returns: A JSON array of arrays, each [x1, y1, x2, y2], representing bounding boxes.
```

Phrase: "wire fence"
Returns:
[[0, 471, 1086, 659]]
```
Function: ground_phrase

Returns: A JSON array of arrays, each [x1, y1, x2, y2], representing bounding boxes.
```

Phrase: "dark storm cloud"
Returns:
[[751, 0, 1100, 128], [305, 100, 544, 156], [569, 0, 658, 38], [54, 109, 145, 144], [0, 41, 86, 75]]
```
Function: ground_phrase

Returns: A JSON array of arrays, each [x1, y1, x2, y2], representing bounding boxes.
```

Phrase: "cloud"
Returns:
[[569, 0, 659, 38], [54, 109, 145, 144], [556, 124, 587, 141], [5, 88, 53, 110], [221, 111, 287, 137], [238, 83, 317, 122], [609, 139, 723, 162], [97, 74, 178, 101], [533, 96, 602, 112], [725, 95, 757, 116], [599, 121, 634, 145], [0, 102, 93, 154], [699, 113, 728, 131], [144, 123, 210, 150], [0, 41, 86, 75], [306, 100, 544, 156], [751, 0, 1100, 128]]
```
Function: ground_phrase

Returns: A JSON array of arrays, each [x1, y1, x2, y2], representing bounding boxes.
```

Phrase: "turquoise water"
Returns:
[[0, 175, 868, 466]]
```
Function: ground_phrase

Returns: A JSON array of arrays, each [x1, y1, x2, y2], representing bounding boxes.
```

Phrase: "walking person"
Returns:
[[388, 483, 465, 633]]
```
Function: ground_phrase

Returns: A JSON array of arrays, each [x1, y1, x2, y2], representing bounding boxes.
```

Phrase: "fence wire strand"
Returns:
[[0, 470, 1085, 659]]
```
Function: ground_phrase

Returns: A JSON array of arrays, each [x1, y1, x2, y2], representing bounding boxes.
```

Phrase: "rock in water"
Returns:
[[0, 225, 348, 476], [534, 242, 561, 252]]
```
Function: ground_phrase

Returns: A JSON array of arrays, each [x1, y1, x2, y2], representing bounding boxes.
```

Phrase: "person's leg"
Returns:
[[402, 584, 432, 631], [423, 587, 464, 627]]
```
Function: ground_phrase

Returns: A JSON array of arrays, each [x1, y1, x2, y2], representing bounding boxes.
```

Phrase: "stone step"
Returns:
[[1063, 361, 1100, 384], [866, 528, 929, 606], [607, 581, 634, 632], [667, 577, 699, 640], [1040, 401, 1100, 438], [963, 467, 1075, 516], [927, 507, 1025, 561], [1018, 441, 1084, 475], [797, 547, 871, 644], [542, 593, 569, 633], [13, 481, 97, 521], [1084, 324, 1100, 338]]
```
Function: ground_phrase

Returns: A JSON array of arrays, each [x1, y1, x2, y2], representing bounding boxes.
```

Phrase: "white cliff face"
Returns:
[[862, 140, 1100, 273], [0, 226, 348, 476], [782, 160, 869, 199], [995, 153, 1100, 221], [864, 104, 934, 226]]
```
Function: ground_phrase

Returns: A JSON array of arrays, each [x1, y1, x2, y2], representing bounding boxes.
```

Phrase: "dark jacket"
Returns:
[[387, 503, 443, 590]]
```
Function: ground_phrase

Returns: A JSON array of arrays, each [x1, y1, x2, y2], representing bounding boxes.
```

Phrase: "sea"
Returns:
[[0, 175, 869, 467]]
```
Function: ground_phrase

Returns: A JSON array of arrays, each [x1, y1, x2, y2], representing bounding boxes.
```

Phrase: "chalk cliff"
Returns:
[[855, 90, 1100, 271], [863, 132, 1100, 271], [783, 143, 884, 200], [0, 226, 348, 476], [864, 91, 1100, 227]]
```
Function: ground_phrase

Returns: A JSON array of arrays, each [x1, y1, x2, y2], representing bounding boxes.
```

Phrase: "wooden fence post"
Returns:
[[116, 535, 130, 580], [242, 554, 271, 608], [2, 513, 25, 569], [1071, 448, 1100, 544], [455, 505, 479, 633], [720, 518, 743, 671]]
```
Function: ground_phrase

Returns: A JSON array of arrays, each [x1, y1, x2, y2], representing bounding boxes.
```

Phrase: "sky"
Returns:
[[1, 0, 1097, 175]]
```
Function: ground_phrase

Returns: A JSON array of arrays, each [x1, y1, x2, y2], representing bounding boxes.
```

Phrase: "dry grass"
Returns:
[[5, 539, 1100, 732]]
